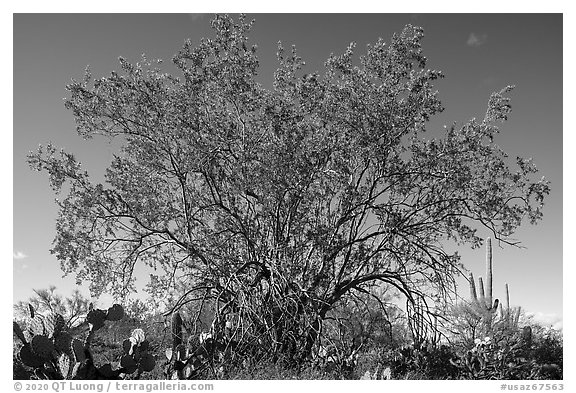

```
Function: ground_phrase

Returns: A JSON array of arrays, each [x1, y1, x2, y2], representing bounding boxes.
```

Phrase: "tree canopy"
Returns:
[[28, 15, 549, 358]]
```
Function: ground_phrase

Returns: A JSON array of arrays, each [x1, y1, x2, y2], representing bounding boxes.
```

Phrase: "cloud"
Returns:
[[13, 251, 27, 260], [467, 33, 488, 47], [525, 311, 563, 330]]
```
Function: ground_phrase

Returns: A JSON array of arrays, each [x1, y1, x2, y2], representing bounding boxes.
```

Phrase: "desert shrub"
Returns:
[[449, 324, 562, 380], [524, 326, 563, 379], [390, 344, 459, 379], [354, 318, 562, 381], [322, 287, 407, 350], [353, 343, 459, 380], [220, 356, 332, 380]]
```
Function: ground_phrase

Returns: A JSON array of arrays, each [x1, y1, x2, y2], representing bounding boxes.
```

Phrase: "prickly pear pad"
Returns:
[[31, 335, 55, 359], [106, 304, 124, 321]]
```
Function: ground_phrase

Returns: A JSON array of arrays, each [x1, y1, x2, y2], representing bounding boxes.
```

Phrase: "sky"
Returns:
[[12, 14, 563, 327]]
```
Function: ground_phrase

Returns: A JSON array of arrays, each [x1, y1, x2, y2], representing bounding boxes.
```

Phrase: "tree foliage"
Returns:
[[13, 286, 90, 329], [28, 15, 549, 359]]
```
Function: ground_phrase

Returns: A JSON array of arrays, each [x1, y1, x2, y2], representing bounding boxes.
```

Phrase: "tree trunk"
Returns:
[[301, 303, 331, 361]]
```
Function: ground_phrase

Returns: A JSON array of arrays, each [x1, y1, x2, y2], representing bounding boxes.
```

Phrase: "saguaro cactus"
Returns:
[[469, 238, 498, 312], [500, 282, 522, 329], [478, 277, 487, 305], [469, 272, 478, 301], [172, 311, 183, 349], [486, 237, 493, 308], [467, 237, 525, 336]]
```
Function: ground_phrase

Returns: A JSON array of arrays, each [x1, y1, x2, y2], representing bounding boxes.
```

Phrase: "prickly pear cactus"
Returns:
[[106, 304, 124, 321], [19, 345, 45, 368], [57, 353, 72, 379], [43, 313, 56, 338], [97, 364, 117, 379], [71, 338, 87, 363], [119, 329, 156, 378], [120, 354, 138, 374], [86, 309, 107, 330], [131, 328, 146, 345], [139, 353, 155, 372], [31, 335, 55, 359], [28, 314, 46, 336], [14, 303, 154, 380], [54, 332, 73, 356], [13, 321, 27, 344]]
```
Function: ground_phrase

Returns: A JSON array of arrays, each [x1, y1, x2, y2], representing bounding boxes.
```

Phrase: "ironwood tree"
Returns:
[[28, 15, 549, 361]]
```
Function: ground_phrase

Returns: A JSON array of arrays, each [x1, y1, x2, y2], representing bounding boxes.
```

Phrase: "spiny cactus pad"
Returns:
[[139, 340, 150, 352], [120, 354, 138, 374], [70, 362, 83, 378], [87, 309, 107, 330], [43, 313, 56, 337], [123, 338, 133, 355], [131, 328, 145, 345], [132, 346, 142, 361], [98, 363, 119, 378], [106, 304, 124, 321], [44, 313, 66, 337], [57, 353, 72, 379], [28, 315, 46, 336], [19, 345, 45, 368], [23, 330, 33, 343], [54, 332, 74, 355], [13, 321, 27, 344], [31, 335, 55, 359], [172, 312, 183, 346], [139, 353, 156, 372], [71, 338, 86, 363]]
